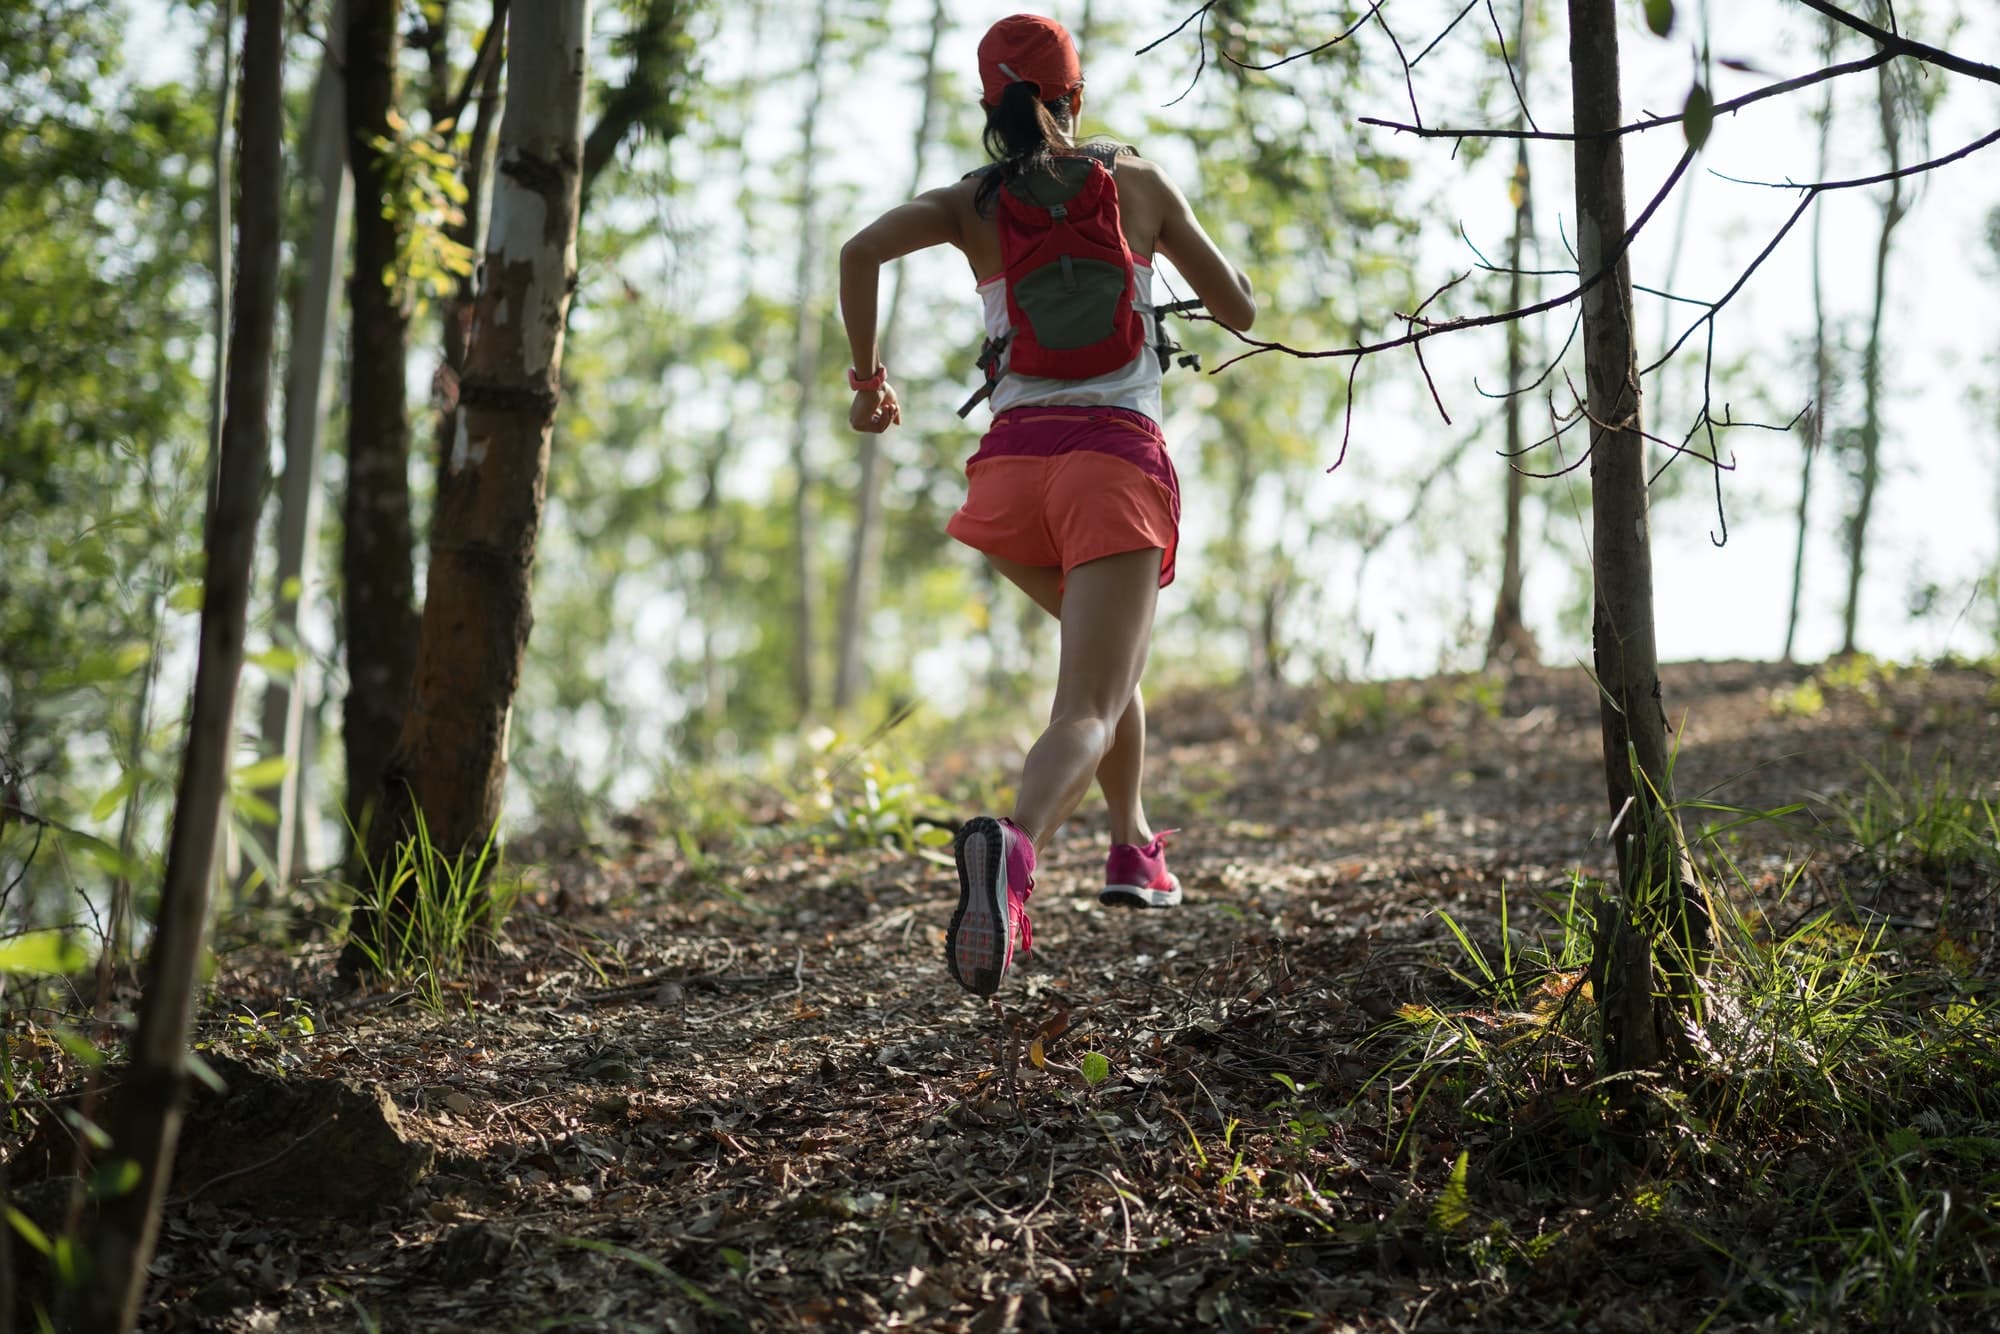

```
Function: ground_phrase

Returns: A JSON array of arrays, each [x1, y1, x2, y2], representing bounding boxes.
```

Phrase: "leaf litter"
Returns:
[[8, 659, 1997, 1331]]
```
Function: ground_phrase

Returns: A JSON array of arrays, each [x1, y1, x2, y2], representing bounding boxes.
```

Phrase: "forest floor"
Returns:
[[12, 658, 2000, 1332]]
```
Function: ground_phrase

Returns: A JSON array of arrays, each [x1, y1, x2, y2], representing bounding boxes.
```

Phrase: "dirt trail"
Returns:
[[21, 660, 1998, 1331]]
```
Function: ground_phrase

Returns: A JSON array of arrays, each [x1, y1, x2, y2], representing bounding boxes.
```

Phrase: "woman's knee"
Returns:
[[1045, 709, 1118, 761]]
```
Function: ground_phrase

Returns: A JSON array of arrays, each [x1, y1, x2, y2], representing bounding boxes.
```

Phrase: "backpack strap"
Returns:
[[956, 333, 1011, 419]]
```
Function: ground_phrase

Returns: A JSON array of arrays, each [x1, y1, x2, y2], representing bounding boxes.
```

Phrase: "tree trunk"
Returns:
[[832, 0, 948, 713], [80, 4, 283, 1325], [253, 0, 350, 888], [1486, 0, 1537, 668], [1785, 21, 1839, 665], [342, 0, 419, 856], [696, 426, 731, 757], [1569, 0, 1695, 1078], [345, 0, 593, 969], [787, 1, 833, 721], [1840, 59, 1906, 657], [203, 0, 236, 528]]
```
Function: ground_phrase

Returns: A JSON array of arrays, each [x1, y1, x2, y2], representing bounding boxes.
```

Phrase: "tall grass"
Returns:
[[340, 806, 517, 1010]]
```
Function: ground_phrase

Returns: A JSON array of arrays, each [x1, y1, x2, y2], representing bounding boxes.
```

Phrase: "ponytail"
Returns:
[[975, 81, 1076, 215]]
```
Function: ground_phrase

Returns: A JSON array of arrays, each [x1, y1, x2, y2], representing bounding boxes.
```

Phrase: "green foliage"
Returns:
[[1835, 753, 1998, 880], [805, 729, 953, 858], [0, 1, 209, 934], [0, 931, 87, 976], [368, 109, 475, 315], [1430, 1150, 1473, 1232]]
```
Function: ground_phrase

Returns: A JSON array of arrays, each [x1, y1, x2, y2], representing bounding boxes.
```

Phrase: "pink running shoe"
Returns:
[[948, 816, 1037, 996], [1100, 830, 1183, 908]]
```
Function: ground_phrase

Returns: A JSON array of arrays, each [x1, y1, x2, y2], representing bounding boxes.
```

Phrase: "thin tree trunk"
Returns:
[[1486, 0, 1536, 667], [345, 0, 593, 968], [833, 0, 947, 712], [787, 2, 833, 721], [1840, 60, 1906, 657], [1569, 0, 1693, 1078], [697, 428, 730, 757], [204, 0, 237, 527], [1785, 22, 1839, 665], [81, 4, 283, 1325], [254, 0, 350, 889], [343, 0, 420, 857]]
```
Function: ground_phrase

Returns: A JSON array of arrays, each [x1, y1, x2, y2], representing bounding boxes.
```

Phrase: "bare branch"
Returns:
[[439, 0, 510, 133], [1649, 125, 2000, 375], [1219, 2, 1383, 73], [1414, 1, 1481, 67], [1208, 146, 1697, 373], [1796, 0, 2000, 85], [1359, 49, 1893, 141], [1135, 2, 1214, 58], [1712, 122, 2000, 193], [1485, 0, 1539, 134], [1374, 7, 1423, 130]]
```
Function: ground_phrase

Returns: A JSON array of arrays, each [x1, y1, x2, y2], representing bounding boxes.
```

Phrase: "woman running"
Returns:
[[837, 13, 1256, 997]]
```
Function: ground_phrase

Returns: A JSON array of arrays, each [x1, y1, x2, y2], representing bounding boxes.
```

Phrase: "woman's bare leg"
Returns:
[[987, 557, 1156, 848], [987, 549, 1160, 848]]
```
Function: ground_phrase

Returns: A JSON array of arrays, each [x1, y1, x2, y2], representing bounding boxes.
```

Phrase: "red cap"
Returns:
[[977, 14, 1082, 106]]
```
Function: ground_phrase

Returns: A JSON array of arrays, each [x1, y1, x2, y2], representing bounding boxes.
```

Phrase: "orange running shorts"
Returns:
[[945, 406, 1181, 588]]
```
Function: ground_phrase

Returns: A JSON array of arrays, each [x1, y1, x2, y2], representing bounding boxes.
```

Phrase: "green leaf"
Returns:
[[1080, 1052, 1110, 1087], [1643, 0, 1675, 37], [186, 1050, 228, 1094], [90, 771, 138, 823], [1683, 82, 1715, 150], [6, 1206, 53, 1257], [1431, 1150, 1472, 1231], [91, 1157, 143, 1200], [168, 582, 205, 612], [234, 755, 291, 789], [247, 646, 300, 675], [0, 931, 88, 976], [50, 1027, 105, 1068], [915, 825, 953, 848], [66, 1110, 113, 1151]]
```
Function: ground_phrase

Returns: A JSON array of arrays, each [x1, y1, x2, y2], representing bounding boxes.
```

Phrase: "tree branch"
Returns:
[[1795, 0, 2000, 85], [1208, 145, 1697, 374], [1359, 49, 1893, 141], [581, 0, 694, 203], [439, 0, 510, 133]]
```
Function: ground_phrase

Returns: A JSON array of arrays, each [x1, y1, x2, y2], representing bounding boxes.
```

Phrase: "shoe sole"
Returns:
[[948, 817, 1009, 996], [1099, 875, 1183, 909]]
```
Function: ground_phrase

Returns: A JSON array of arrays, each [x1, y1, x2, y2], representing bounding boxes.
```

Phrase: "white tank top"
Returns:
[[976, 257, 1164, 424]]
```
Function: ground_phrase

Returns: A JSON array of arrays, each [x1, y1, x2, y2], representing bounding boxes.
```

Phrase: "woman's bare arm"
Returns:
[[838, 188, 962, 430], [1133, 160, 1257, 331]]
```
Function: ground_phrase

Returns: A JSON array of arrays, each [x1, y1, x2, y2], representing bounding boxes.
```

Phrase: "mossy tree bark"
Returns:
[[80, 3, 284, 1326]]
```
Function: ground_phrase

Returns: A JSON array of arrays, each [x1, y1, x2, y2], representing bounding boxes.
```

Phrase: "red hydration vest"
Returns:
[[960, 143, 1147, 416]]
